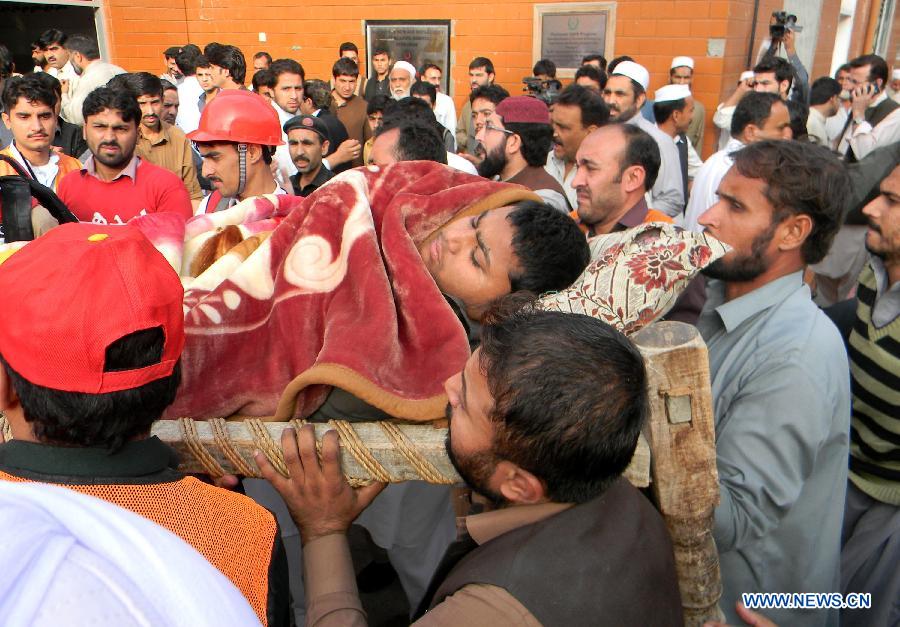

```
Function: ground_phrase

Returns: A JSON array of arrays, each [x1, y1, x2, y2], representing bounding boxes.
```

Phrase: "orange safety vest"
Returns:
[[0, 470, 276, 625]]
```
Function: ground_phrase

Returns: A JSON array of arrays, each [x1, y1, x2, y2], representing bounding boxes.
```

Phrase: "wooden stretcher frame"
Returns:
[[0, 321, 722, 625]]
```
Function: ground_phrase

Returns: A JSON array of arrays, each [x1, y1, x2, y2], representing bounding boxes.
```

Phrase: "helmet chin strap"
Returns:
[[235, 143, 249, 198]]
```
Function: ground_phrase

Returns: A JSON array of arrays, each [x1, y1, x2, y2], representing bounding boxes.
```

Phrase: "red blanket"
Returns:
[[161, 162, 536, 421]]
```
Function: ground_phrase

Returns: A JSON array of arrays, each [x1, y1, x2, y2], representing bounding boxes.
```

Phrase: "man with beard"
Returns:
[[475, 96, 569, 212], [285, 114, 333, 197], [160, 46, 183, 85], [696, 140, 851, 627], [603, 61, 684, 217], [37, 29, 78, 96], [59, 34, 124, 126], [258, 307, 683, 625], [839, 163, 900, 627], [388, 61, 416, 101], [469, 84, 510, 155], [682, 92, 790, 232], [31, 42, 50, 74], [111, 72, 202, 208], [57, 87, 192, 224], [545, 84, 609, 211]]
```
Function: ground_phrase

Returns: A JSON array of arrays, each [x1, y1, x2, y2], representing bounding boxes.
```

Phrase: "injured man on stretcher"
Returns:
[[151, 159, 589, 424]]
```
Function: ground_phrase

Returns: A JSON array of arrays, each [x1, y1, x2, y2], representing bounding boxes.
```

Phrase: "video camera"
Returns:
[[770, 11, 802, 39], [522, 77, 562, 106]]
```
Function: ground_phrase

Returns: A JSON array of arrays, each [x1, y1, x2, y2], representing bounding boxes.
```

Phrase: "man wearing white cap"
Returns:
[[670, 56, 705, 151], [603, 60, 685, 217], [712, 70, 755, 151], [654, 83, 703, 206], [389, 61, 416, 100]]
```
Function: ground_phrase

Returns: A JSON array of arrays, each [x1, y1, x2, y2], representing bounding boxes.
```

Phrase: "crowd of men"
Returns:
[[0, 24, 899, 627]]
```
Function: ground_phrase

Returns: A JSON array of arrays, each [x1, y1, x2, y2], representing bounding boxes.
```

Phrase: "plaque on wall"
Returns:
[[365, 20, 452, 94], [533, 3, 616, 78]]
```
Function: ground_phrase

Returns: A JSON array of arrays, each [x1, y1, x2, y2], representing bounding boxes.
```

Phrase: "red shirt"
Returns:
[[58, 156, 193, 224]]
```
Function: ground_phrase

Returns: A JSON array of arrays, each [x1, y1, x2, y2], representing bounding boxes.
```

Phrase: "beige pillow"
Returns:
[[537, 222, 728, 334]]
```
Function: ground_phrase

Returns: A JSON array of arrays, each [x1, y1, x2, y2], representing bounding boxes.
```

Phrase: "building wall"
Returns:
[[98, 0, 885, 158]]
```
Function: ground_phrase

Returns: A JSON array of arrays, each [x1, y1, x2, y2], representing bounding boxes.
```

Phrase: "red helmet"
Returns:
[[187, 90, 284, 146]]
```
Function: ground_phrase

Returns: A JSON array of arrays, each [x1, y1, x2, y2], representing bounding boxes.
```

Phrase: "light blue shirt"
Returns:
[[698, 272, 850, 627]]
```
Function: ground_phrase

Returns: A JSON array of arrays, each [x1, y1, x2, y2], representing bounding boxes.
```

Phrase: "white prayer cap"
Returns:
[[391, 61, 417, 79], [740, 70, 755, 82], [655, 83, 692, 103], [893, 68, 900, 81], [612, 60, 650, 91], [671, 56, 694, 70]]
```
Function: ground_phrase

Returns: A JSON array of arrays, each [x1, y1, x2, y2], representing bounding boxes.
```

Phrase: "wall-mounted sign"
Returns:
[[365, 20, 452, 94], [533, 3, 616, 78]]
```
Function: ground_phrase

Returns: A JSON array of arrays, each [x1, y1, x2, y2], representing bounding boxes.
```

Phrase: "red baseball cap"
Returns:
[[0, 223, 184, 393]]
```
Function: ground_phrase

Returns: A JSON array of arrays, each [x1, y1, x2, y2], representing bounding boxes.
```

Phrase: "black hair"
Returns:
[[376, 117, 446, 164], [785, 99, 809, 141], [384, 96, 438, 126], [195, 54, 211, 70], [731, 140, 849, 264], [410, 80, 437, 104], [503, 122, 553, 167], [303, 79, 332, 111], [206, 44, 246, 84], [339, 42, 358, 55], [82, 87, 141, 126], [420, 63, 441, 76], [163, 46, 182, 59], [506, 199, 589, 294], [809, 77, 841, 105], [581, 53, 607, 72], [554, 84, 610, 127], [107, 72, 163, 99], [0, 328, 182, 452], [29, 71, 62, 98], [752, 56, 794, 91], [469, 83, 510, 105], [332, 57, 359, 79], [731, 91, 781, 137], [532, 58, 556, 78], [270, 58, 305, 83], [38, 28, 68, 49], [574, 64, 607, 89], [849, 54, 888, 86], [65, 34, 100, 60], [834, 63, 850, 78], [367, 94, 391, 116], [606, 55, 634, 74], [2, 75, 58, 113], [373, 47, 390, 58], [652, 97, 688, 125], [252, 68, 276, 92], [182, 44, 201, 56], [0, 46, 14, 80], [253, 51, 272, 64], [202, 42, 222, 57], [478, 307, 646, 503], [616, 123, 661, 190], [469, 56, 495, 75], [160, 78, 177, 92], [175, 47, 200, 75]]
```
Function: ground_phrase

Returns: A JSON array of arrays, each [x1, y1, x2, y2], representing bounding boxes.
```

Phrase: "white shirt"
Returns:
[[446, 151, 478, 175], [48, 60, 79, 92], [627, 114, 685, 217], [543, 149, 578, 210], [673, 133, 703, 179], [806, 107, 829, 147], [825, 105, 850, 146], [837, 93, 900, 161], [176, 76, 204, 134], [270, 101, 298, 189], [434, 92, 457, 141], [61, 60, 126, 125], [681, 137, 744, 232], [713, 104, 736, 151], [7, 142, 59, 189]]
